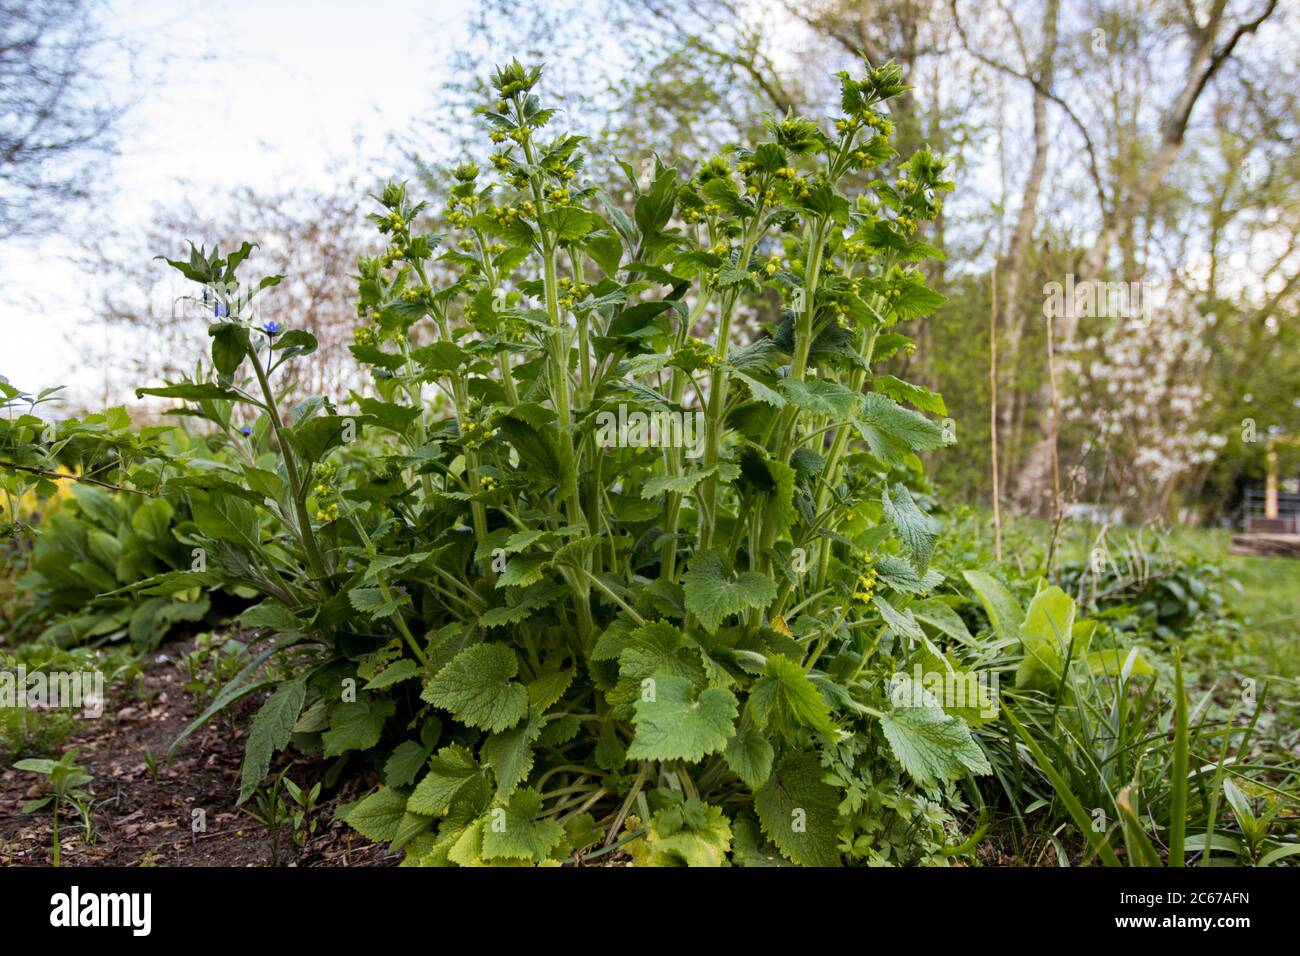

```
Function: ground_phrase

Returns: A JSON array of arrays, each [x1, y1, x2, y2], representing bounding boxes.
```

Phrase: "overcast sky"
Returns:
[[0, 0, 473, 402]]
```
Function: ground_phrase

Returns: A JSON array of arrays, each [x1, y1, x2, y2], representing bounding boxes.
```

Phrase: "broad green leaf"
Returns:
[[526, 665, 574, 711], [479, 788, 564, 864], [1015, 585, 1080, 691], [628, 800, 733, 867], [348, 586, 409, 620], [750, 653, 835, 738], [346, 787, 408, 842], [384, 740, 434, 789], [356, 397, 421, 436], [912, 598, 976, 647], [540, 207, 595, 241], [641, 465, 721, 499], [409, 745, 484, 816], [421, 644, 529, 733], [780, 378, 860, 421], [210, 322, 249, 376], [854, 392, 946, 466], [881, 676, 991, 786], [627, 674, 738, 762], [322, 697, 396, 757], [682, 550, 777, 634], [874, 594, 925, 640], [723, 723, 775, 789], [873, 374, 947, 415], [962, 570, 1023, 643], [238, 678, 305, 803], [882, 483, 937, 574], [482, 712, 543, 798], [754, 751, 841, 867], [364, 658, 422, 689], [191, 495, 260, 550], [913, 643, 999, 727], [730, 369, 786, 408]]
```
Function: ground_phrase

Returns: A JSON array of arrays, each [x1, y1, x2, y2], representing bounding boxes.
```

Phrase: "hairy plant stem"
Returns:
[[659, 285, 713, 580], [245, 343, 329, 587], [751, 217, 831, 590], [473, 229, 521, 407], [349, 514, 429, 667], [409, 258, 490, 563], [518, 106, 593, 639], [696, 205, 765, 554], [396, 336, 434, 500]]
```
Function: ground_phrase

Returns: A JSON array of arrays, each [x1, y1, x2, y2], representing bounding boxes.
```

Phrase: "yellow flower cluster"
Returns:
[[862, 112, 894, 136], [851, 564, 879, 605], [557, 276, 591, 309], [311, 465, 341, 523], [462, 420, 493, 445]]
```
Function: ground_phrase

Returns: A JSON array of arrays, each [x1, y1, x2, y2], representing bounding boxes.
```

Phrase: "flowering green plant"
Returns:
[[134, 58, 991, 867]]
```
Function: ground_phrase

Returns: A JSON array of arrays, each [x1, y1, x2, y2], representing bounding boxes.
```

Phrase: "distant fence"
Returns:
[[1243, 487, 1300, 534]]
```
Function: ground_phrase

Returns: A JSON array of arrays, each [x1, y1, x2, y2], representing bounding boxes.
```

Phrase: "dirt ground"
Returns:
[[0, 636, 397, 867]]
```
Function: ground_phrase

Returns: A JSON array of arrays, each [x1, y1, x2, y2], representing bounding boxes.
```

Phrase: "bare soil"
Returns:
[[0, 636, 397, 867]]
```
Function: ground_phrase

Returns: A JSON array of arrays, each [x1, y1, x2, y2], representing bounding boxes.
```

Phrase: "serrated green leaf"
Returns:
[[364, 658, 421, 689], [384, 739, 433, 789], [346, 787, 408, 842], [482, 712, 543, 798], [322, 697, 396, 757], [881, 676, 991, 786], [882, 483, 937, 574], [682, 550, 777, 634], [238, 678, 305, 803], [750, 654, 835, 738], [780, 378, 861, 420], [855, 392, 947, 466], [408, 744, 484, 816], [874, 594, 925, 640], [754, 751, 841, 867], [873, 374, 946, 414], [421, 644, 529, 732], [724, 723, 775, 789], [627, 674, 738, 762], [480, 788, 565, 864]]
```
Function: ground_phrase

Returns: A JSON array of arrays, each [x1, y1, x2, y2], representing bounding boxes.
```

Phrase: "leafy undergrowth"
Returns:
[[0, 634, 397, 867], [2, 57, 1296, 867]]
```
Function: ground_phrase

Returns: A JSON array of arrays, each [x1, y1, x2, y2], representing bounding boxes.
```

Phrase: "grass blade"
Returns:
[[1169, 646, 1188, 866], [1003, 705, 1122, 866]]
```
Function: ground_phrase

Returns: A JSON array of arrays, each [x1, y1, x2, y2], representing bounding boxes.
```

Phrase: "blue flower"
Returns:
[[213, 302, 229, 318], [240, 426, 251, 437], [261, 321, 283, 336]]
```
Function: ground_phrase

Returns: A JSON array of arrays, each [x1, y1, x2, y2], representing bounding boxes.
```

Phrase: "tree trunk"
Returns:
[[1013, 0, 1278, 512], [996, 0, 1059, 500]]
